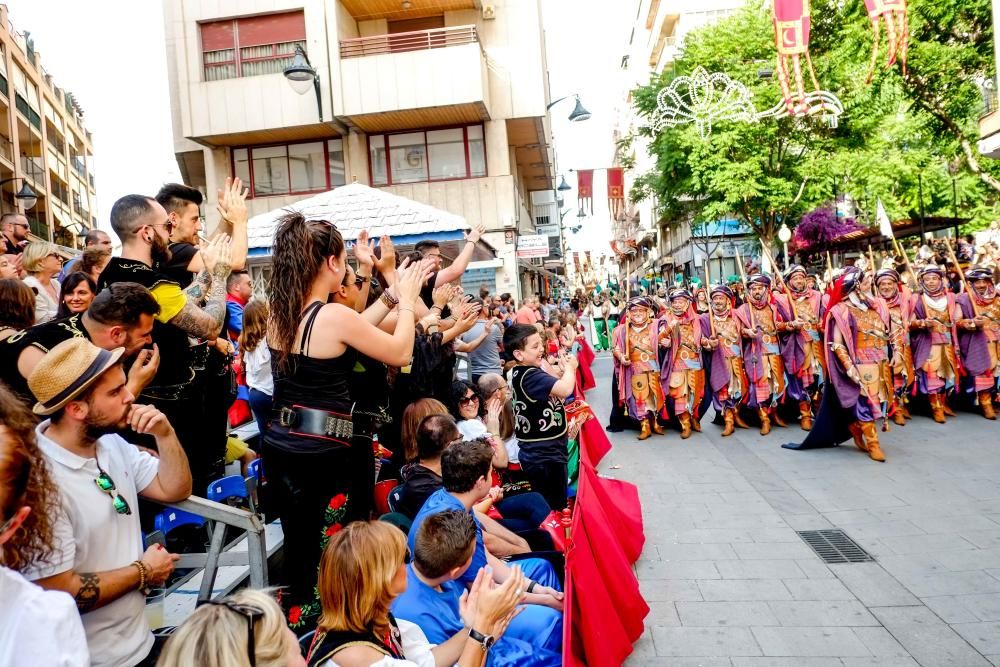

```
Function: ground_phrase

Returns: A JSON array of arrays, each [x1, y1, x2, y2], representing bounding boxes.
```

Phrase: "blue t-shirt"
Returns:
[[409, 489, 485, 587]]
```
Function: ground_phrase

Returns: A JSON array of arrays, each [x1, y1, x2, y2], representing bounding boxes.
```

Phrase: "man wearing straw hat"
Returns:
[[21, 338, 192, 667]]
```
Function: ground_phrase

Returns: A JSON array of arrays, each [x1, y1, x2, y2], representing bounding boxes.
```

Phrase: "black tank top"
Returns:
[[265, 302, 357, 453]]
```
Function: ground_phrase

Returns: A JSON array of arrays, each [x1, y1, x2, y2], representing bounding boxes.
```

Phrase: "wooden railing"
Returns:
[[340, 25, 479, 59]]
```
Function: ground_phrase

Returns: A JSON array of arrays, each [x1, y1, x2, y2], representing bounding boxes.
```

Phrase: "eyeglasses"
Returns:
[[47, 253, 64, 263], [404, 547, 412, 566], [94, 464, 131, 515], [11, 222, 29, 230], [200, 600, 263, 667], [459, 395, 479, 405]]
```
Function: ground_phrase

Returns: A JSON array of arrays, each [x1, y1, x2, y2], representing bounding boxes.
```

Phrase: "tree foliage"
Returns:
[[630, 0, 999, 244]]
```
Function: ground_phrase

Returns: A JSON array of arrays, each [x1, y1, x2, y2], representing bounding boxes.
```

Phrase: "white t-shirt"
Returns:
[[23, 421, 159, 667], [0, 565, 89, 667], [456, 419, 488, 441], [243, 340, 273, 395], [23, 275, 61, 324]]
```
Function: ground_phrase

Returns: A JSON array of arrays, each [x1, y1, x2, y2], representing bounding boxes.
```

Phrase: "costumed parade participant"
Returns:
[[700, 284, 749, 436], [777, 265, 824, 431], [611, 297, 668, 440], [660, 288, 706, 439], [735, 274, 796, 435], [783, 267, 889, 462], [909, 265, 962, 423], [956, 266, 1000, 420], [875, 268, 915, 425]]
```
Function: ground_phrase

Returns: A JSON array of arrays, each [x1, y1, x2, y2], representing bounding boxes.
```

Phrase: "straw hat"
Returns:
[[28, 338, 125, 415]]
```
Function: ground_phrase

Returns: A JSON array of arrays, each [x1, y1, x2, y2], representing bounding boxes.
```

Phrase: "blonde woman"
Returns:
[[307, 521, 522, 667], [157, 589, 305, 667], [21, 242, 63, 323]]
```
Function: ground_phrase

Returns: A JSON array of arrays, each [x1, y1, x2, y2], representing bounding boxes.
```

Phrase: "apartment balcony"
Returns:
[[0, 138, 11, 164], [338, 25, 491, 133], [339, 0, 475, 22], [979, 94, 1000, 158], [71, 156, 86, 177]]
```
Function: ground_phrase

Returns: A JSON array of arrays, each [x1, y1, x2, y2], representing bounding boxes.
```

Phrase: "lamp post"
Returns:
[[546, 94, 592, 122], [0, 177, 38, 211], [777, 222, 792, 271], [283, 45, 322, 121], [557, 175, 571, 191]]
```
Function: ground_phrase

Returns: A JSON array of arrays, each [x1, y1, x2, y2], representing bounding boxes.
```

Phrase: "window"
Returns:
[[368, 124, 487, 186], [231, 139, 346, 198], [201, 11, 306, 82]]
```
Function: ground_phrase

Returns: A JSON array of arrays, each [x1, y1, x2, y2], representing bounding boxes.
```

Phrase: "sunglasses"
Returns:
[[47, 253, 64, 263], [200, 600, 263, 667], [459, 395, 479, 405], [94, 467, 131, 515]]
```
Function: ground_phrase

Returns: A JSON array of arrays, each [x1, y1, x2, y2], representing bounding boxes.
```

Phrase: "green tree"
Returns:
[[631, 0, 1000, 244]]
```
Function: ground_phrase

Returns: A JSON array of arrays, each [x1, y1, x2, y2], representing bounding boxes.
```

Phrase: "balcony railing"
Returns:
[[71, 156, 86, 177], [0, 138, 11, 163], [0, 74, 7, 98], [88, 173, 95, 189], [340, 25, 479, 59], [52, 181, 69, 205], [28, 216, 48, 241], [20, 155, 44, 184], [15, 93, 41, 130]]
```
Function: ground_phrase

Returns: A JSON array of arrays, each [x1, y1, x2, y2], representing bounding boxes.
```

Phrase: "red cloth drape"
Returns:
[[563, 411, 648, 666], [607, 167, 625, 218], [576, 336, 597, 393], [577, 170, 594, 214]]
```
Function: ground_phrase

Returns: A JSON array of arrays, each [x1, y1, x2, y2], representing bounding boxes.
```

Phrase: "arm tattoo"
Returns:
[[184, 269, 211, 303], [75, 572, 100, 612], [169, 268, 229, 339], [201, 267, 229, 325]]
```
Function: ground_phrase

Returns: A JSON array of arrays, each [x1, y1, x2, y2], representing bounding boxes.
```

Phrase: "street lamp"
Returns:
[[777, 223, 792, 271], [557, 175, 571, 191], [283, 45, 322, 121], [0, 177, 38, 210], [546, 94, 591, 122]]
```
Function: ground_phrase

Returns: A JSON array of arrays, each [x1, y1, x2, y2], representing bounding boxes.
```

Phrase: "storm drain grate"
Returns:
[[796, 529, 874, 564]]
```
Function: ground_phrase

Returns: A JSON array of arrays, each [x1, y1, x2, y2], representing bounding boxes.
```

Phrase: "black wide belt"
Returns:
[[277, 405, 353, 445]]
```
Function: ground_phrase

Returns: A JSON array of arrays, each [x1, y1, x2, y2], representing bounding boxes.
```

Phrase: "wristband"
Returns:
[[527, 580, 537, 594], [133, 560, 148, 593]]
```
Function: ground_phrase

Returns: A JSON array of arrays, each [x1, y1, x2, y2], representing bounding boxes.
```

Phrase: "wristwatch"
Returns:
[[468, 628, 495, 651]]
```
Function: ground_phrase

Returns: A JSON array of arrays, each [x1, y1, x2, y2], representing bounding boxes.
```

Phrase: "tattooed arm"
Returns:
[[34, 545, 179, 613], [184, 268, 212, 304], [168, 238, 233, 340]]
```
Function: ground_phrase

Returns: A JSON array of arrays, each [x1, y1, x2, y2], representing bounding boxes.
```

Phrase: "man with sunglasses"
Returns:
[[22, 338, 193, 667], [0, 211, 29, 255]]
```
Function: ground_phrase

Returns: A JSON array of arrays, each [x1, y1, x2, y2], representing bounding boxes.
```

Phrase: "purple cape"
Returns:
[[956, 293, 994, 379]]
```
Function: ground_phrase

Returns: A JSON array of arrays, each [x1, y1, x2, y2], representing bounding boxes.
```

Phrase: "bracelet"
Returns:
[[380, 291, 399, 308], [526, 580, 537, 594], [431, 305, 443, 313], [133, 560, 148, 592], [399, 305, 414, 313]]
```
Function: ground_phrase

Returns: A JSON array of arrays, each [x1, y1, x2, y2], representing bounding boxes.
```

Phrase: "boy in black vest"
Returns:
[[503, 323, 578, 510]]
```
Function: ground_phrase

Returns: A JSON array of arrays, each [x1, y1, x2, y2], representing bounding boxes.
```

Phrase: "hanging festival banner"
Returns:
[[577, 170, 594, 215], [584, 250, 592, 271], [772, 0, 823, 116], [607, 167, 625, 219], [863, 0, 908, 82], [574, 252, 582, 272]]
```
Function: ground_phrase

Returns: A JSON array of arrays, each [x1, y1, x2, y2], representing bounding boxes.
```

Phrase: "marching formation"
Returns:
[[609, 261, 1000, 463]]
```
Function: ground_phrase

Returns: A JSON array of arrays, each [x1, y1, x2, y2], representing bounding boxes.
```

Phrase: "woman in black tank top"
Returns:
[[264, 213, 430, 631]]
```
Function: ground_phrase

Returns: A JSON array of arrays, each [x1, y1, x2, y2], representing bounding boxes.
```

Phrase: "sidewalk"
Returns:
[[589, 355, 1000, 666]]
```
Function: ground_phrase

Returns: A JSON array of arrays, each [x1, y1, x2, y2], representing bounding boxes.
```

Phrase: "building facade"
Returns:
[[612, 0, 747, 287], [163, 0, 557, 299], [0, 6, 98, 249]]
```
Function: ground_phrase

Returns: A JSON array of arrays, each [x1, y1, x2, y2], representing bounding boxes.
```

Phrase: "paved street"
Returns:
[[587, 353, 1000, 666]]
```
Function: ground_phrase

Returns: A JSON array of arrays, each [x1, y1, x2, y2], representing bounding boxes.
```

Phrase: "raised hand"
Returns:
[[431, 285, 451, 309], [127, 344, 160, 391], [128, 404, 174, 439], [353, 230, 375, 269], [373, 235, 396, 275], [465, 222, 487, 245], [216, 177, 249, 226]]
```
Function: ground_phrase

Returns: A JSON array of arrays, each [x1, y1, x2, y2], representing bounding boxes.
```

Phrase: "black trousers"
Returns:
[[519, 459, 568, 512]]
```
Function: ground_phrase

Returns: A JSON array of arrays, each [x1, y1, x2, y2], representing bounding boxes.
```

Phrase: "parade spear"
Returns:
[[945, 240, 981, 318]]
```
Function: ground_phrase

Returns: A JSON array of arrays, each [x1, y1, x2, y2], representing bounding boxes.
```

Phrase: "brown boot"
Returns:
[[771, 408, 788, 428], [930, 394, 946, 424], [847, 422, 866, 452], [980, 391, 997, 420], [721, 409, 735, 436], [679, 412, 692, 439], [638, 419, 652, 440], [733, 409, 751, 429], [892, 399, 906, 426], [902, 402, 912, 419], [691, 415, 702, 432], [943, 398, 957, 417], [799, 401, 813, 431], [758, 408, 771, 435], [650, 412, 666, 434], [861, 421, 886, 462]]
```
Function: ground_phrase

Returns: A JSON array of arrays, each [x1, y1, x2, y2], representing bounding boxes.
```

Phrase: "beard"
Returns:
[[83, 409, 127, 441], [151, 233, 173, 265]]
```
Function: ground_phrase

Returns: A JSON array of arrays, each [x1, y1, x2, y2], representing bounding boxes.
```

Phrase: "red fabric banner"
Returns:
[[577, 170, 593, 215], [607, 167, 625, 218]]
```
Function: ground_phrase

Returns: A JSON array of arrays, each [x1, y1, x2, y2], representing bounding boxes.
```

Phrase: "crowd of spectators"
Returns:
[[0, 181, 592, 667]]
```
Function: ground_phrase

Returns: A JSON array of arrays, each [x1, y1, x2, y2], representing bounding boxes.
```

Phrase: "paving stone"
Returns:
[[641, 579, 705, 602], [650, 627, 763, 657], [795, 559, 835, 579], [782, 578, 858, 601], [645, 602, 683, 627], [826, 563, 920, 607], [698, 579, 792, 602], [877, 533, 978, 555], [838, 659, 919, 666], [639, 561, 723, 580], [716, 560, 806, 580], [920, 595, 983, 624], [850, 627, 910, 657], [892, 571, 1000, 598], [674, 529, 757, 544], [657, 543, 741, 561], [676, 601, 780, 627], [767, 601, 880, 627], [749, 627, 871, 657], [952, 623, 1000, 656], [869, 606, 991, 667], [730, 659, 842, 666], [627, 658, 734, 667], [734, 542, 819, 560]]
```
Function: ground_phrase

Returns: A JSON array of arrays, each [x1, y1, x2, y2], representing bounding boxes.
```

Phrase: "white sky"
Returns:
[[12, 0, 630, 251]]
